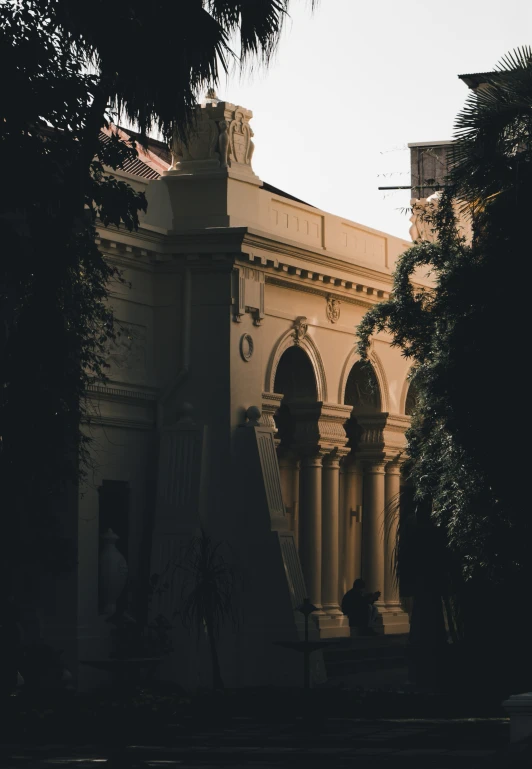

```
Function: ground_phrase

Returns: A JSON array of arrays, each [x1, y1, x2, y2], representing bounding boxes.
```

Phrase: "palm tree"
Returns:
[[390, 48, 532, 692], [178, 529, 237, 692], [451, 47, 532, 210], [33, 1, 316, 212]]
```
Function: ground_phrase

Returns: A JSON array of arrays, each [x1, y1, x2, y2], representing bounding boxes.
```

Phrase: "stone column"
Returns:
[[343, 459, 363, 593], [384, 461, 401, 606], [362, 460, 387, 600], [321, 453, 342, 616], [338, 461, 346, 598], [298, 454, 323, 611], [292, 459, 300, 549], [278, 453, 294, 530]]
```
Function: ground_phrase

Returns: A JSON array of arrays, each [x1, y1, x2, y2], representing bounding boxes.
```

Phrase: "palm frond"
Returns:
[[38, 0, 318, 140], [177, 529, 237, 643], [496, 46, 532, 72]]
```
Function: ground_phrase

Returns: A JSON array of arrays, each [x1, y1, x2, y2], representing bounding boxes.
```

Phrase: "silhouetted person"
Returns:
[[341, 578, 381, 636]]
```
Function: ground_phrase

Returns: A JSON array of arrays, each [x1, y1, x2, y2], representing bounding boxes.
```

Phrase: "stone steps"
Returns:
[[322, 635, 409, 678]]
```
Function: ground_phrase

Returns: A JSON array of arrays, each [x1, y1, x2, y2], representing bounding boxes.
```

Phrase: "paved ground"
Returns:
[[0, 716, 510, 768]]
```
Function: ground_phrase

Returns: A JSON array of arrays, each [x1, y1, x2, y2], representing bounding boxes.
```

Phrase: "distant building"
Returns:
[[408, 73, 486, 242]]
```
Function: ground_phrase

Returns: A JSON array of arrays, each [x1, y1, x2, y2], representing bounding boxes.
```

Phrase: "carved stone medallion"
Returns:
[[326, 296, 341, 324], [240, 333, 254, 361]]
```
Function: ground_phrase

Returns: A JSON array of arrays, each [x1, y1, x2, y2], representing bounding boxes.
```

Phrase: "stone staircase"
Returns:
[[321, 634, 410, 688]]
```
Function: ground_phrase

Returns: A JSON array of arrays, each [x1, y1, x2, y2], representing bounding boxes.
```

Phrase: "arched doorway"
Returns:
[[273, 344, 319, 457], [274, 345, 318, 403], [344, 360, 381, 413], [272, 345, 319, 589], [341, 359, 386, 609]]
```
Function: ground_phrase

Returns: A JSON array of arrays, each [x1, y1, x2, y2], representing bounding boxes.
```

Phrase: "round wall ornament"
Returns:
[[240, 333, 254, 361]]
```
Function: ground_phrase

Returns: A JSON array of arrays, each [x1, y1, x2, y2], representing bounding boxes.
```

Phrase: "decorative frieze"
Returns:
[[276, 401, 352, 459]]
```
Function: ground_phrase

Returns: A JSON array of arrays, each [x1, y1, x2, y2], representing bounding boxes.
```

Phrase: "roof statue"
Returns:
[[205, 87, 219, 102], [168, 98, 257, 181]]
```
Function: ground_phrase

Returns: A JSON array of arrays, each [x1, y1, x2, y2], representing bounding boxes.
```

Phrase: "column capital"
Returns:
[[363, 459, 387, 475], [385, 460, 402, 476], [343, 455, 363, 475], [277, 448, 300, 468], [300, 453, 323, 468], [322, 449, 342, 469]]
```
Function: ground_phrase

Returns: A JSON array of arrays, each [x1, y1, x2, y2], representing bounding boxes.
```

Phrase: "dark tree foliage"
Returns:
[[0, 5, 146, 590], [357, 49, 532, 690], [31, 0, 313, 143], [0, 0, 315, 597]]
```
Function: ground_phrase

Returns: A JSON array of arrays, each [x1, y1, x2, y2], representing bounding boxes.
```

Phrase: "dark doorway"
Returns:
[[344, 360, 381, 413], [274, 346, 318, 402]]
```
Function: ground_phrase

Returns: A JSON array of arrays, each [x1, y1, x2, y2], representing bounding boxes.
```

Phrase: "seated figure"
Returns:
[[341, 578, 381, 636]]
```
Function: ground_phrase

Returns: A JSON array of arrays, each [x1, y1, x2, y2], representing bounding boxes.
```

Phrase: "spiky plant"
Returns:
[[178, 530, 237, 691]]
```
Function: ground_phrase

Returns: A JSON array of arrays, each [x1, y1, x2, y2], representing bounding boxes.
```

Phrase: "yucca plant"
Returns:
[[177, 529, 237, 692]]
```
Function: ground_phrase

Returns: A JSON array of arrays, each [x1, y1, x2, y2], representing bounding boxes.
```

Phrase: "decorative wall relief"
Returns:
[[168, 97, 257, 176], [218, 120, 229, 168], [326, 295, 341, 324], [170, 109, 219, 169], [240, 334, 254, 362], [229, 109, 254, 165], [292, 316, 308, 345], [107, 322, 147, 383]]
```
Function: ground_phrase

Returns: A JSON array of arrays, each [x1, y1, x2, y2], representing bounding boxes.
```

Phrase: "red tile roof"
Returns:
[[100, 125, 167, 179]]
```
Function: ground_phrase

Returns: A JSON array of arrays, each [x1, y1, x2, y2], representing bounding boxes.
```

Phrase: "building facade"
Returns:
[[45, 97, 430, 691]]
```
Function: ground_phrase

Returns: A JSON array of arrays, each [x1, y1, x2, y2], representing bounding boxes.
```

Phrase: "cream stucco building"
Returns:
[[47, 95, 430, 691]]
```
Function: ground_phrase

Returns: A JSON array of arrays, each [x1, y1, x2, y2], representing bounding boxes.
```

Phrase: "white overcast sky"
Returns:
[[220, 0, 532, 239]]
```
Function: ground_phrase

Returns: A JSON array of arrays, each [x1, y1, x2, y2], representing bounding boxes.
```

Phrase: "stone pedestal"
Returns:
[[503, 693, 532, 743]]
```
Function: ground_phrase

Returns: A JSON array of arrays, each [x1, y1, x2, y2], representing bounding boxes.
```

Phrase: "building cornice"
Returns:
[[83, 414, 155, 431], [86, 383, 159, 405], [95, 223, 428, 303], [264, 275, 384, 307], [241, 228, 395, 288]]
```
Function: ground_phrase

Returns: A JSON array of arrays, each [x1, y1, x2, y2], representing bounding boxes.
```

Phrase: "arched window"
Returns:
[[274, 346, 318, 402], [344, 360, 381, 413]]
